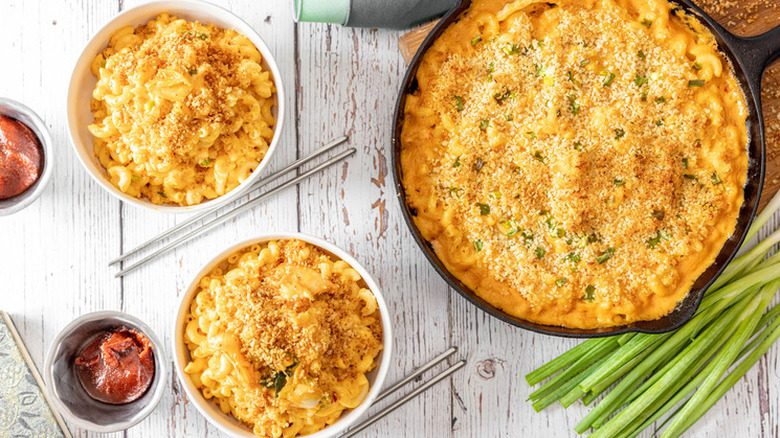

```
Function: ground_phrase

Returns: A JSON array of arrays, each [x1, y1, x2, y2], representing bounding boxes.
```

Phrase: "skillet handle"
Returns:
[[725, 25, 780, 91]]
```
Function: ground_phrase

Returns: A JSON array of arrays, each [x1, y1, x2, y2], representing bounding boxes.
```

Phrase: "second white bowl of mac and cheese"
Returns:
[[67, 0, 285, 213], [173, 233, 393, 438]]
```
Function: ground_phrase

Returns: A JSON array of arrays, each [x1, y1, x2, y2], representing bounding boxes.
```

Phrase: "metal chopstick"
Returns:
[[373, 347, 457, 403], [108, 135, 349, 266], [114, 147, 356, 277], [341, 359, 467, 438]]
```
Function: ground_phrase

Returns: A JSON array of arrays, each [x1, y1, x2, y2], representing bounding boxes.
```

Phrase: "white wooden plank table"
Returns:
[[1, 1, 778, 437]]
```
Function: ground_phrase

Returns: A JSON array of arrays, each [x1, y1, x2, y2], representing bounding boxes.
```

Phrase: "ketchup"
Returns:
[[74, 327, 155, 404], [0, 115, 42, 199]]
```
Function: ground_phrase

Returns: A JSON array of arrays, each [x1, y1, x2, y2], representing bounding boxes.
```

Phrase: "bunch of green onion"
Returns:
[[526, 191, 780, 438]]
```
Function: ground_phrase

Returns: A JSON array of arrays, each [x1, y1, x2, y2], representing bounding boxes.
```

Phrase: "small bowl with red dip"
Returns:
[[44, 311, 168, 433], [0, 97, 53, 215]]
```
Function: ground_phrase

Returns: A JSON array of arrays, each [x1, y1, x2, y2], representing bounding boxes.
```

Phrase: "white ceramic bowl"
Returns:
[[66, 0, 286, 213], [173, 233, 393, 438]]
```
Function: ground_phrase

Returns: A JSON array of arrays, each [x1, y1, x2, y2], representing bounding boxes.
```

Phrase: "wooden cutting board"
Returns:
[[398, 0, 780, 211]]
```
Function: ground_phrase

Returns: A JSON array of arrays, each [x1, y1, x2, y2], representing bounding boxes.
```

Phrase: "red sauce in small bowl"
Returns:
[[74, 327, 156, 404], [0, 115, 42, 199]]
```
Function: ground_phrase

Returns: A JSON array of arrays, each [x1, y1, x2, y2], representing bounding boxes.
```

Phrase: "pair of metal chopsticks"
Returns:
[[341, 347, 466, 438], [109, 136, 354, 277]]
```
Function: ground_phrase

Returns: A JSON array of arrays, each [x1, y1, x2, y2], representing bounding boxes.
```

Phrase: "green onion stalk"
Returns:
[[526, 189, 780, 437]]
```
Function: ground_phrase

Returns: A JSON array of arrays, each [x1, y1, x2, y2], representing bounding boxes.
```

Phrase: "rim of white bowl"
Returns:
[[66, 0, 286, 214], [43, 310, 168, 433], [172, 233, 394, 438]]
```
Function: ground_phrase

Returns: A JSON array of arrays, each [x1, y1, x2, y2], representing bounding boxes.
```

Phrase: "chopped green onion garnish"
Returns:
[[526, 131, 537, 139], [189, 69, 197, 75], [614, 128, 625, 139], [634, 75, 648, 87], [198, 32, 208, 40], [487, 62, 495, 72], [569, 94, 580, 115], [641, 91, 649, 101], [474, 240, 483, 251], [652, 209, 665, 220], [479, 119, 490, 130], [614, 179, 625, 186], [682, 158, 689, 168], [574, 142, 583, 151], [473, 157, 485, 172], [534, 64, 545, 76], [711, 172, 723, 185], [596, 248, 615, 264], [637, 50, 646, 59], [688, 79, 706, 87], [580, 59, 590, 67], [535, 247, 545, 259], [533, 151, 546, 163], [157, 191, 166, 198], [556, 278, 568, 287], [655, 119, 664, 126], [602, 71, 616, 87], [471, 35, 482, 45], [449, 187, 461, 196], [555, 228, 565, 238], [506, 114, 514, 121], [494, 89, 512, 104], [477, 203, 491, 215], [454, 95, 464, 111], [453, 156, 461, 167], [568, 252, 581, 263], [567, 71, 581, 88], [200, 158, 213, 167], [522, 230, 534, 241], [640, 18, 653, 28], [502, 44, 524, 56], [647, 230, 671, 248], [584, 285, 595, 302], [655, 96, 667, 104], [507, 228, 519, 237], [131, 175, 141, 182], [684, 174, 697, 180]]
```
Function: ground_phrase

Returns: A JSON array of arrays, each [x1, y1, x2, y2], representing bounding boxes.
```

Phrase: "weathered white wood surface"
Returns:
[[1, 1, 779, 437]]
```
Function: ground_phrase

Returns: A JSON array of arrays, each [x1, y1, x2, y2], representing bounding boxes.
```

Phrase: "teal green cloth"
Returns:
[[294, 0, 458, 29], [0, 313, 69, 437], [295, 0, 350, 25]]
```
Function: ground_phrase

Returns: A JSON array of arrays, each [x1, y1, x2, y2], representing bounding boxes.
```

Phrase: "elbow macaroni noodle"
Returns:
[[183, 239, 383, 437], [88, 14, 276, 206], [400, 0, 748, 329]]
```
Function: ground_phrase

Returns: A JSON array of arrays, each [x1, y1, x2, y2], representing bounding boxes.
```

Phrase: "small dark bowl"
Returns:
[[43, 311, 168, 432], [392, 0, 780, 337]]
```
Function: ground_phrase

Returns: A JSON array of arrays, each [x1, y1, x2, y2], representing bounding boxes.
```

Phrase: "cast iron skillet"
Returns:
[[392, 0, 780, 337]]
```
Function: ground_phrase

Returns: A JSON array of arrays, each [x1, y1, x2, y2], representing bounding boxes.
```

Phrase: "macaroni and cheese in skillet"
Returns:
[[400, 0, 749, 328]]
